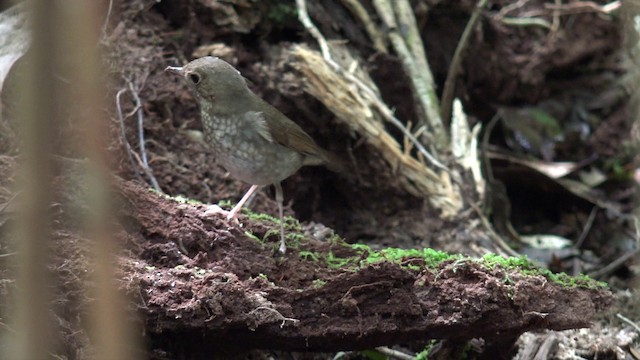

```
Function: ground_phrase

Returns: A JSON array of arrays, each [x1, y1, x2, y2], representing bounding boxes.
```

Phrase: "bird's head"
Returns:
[[165, 56, 251, 108]]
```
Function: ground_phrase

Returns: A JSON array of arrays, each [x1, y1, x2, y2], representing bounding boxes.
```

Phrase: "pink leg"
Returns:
[[204, 184, 261, 222], [274, 182, 286, 254], [227, 184, 260, 220]]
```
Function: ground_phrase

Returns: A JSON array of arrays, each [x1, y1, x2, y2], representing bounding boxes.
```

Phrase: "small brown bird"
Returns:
[[166, 56, 337, 253]]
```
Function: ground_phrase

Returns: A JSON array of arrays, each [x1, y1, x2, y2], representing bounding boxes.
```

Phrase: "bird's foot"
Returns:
[[277, 215, 286, 254], [278, 238, 286, 254], [203, 204, 240, 224]]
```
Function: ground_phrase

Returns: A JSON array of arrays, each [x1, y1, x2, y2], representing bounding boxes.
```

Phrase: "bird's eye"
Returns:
[[188, 73, 201, 85]]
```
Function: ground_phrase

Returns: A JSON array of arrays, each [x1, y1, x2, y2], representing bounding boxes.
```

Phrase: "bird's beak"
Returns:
[[165, 66, 184, 76]]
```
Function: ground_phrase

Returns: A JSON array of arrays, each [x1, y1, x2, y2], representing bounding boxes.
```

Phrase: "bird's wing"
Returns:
[[245, 111, 274, 143], [250, 99, 325, 159]]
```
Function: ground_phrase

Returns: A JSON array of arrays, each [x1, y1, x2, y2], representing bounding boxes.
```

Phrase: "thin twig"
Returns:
[[0, 191, 19, 213], [338, 0, 387, 53], [129, 150, 163, 191], [101, 0, 114, 37], [375, 346, 415, 360], [575, 206, 597, 249], [494, 0, 531, 20], [499, 17, 552, 29], [544, 0, 621, 15], [295, 0, 448, 172], [617, 313, 640, 333], [549, 0, 561, 35], [588, 248, 639, 278], [296, 0, 332, 64], [588, 215, 639, 278], [115, 88, 145, 184], [470, 201, 520, 257], [441, 0, 489, 126], [127, 81, 161, 192]]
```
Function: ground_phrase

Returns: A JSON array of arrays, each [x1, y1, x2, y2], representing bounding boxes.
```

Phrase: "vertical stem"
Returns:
[[441, 0, 488, 127], [65, 1, 141, 359], [13, 0, 57, 358]]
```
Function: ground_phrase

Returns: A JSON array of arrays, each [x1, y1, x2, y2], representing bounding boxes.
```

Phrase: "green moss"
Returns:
[[319, 244, 605, 290], [481, 253, 538, 271], [150, 190, 204, 205], [246, 211, 279, 223], [415, 340, 438, 360], [478, 253, 607, 289], [244, 231, 262, 243], [299, 251, 319, 262], [312, 243, 459, 272], [546, 272, 608, 289], [359, 350, 387, 360], [326, 251, 358, 269], [311, 279, 326, 288], [173, 195, 203, 205], [360, 247, 458, 269], [350, 243, 372, 252], [250, 273, 275, 286]]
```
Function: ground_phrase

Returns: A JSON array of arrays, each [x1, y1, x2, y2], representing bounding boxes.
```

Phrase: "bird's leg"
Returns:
[[274, 182, 286, 254], [204, 184, 261, 223], [228, 184, 261, 220]]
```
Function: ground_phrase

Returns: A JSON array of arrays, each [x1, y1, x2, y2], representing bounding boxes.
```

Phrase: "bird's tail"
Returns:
[[303, 148, 346, 173]]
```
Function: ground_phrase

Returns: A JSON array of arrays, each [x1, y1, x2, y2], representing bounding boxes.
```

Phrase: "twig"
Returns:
[[469, 201, 520, 257], [499, 17, 552, 29], [441, 0, 489, 126], [544, 1, 621, 15], [296, 0, 448, 172], [494, 0, 531, 20], [296, 0, 332, 64], [372, 0, 447, 150], [338, 0, 387, 53], [549, 0, 561, 35], [115, 88, 145, 184], [588, 215, 639, 278], [617, 313, 640, 333], [587, 248, 639, 278], [101, 0, 114, 37], [0, 191, 19, 213], [575, 206, 597, 249], [375, 346, 415, 360], [127, 80, 161, 192], [129, 150, 163, 191]]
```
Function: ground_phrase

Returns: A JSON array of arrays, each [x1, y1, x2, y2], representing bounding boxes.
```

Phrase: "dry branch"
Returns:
[[371, 0, 446, 150], [289, 45, 463, 217]]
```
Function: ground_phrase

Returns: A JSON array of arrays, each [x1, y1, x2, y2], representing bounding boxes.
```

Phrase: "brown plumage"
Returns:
[[166, 56, 337, 253]]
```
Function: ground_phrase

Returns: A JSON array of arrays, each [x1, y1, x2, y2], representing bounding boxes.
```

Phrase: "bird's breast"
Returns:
[[200, 112, 304, 185]]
